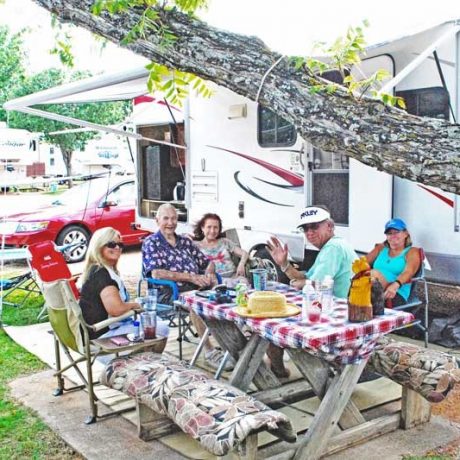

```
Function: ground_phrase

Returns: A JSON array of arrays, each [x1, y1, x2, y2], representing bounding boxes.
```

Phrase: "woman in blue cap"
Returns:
[[366, 218, 421, 307]]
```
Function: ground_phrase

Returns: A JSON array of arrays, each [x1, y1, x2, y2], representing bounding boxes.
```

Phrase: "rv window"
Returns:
[[258, 106, 296, 147], [396, 87, 450, 120], [311, 148, 349, 225]]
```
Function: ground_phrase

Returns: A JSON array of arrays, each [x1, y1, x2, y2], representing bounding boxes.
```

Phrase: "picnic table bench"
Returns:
[[101, 352, 296, 458]]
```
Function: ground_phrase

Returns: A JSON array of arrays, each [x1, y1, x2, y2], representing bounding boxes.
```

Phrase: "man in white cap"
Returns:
[[266, 205, 358, 377], [267, 205, 357, 298]]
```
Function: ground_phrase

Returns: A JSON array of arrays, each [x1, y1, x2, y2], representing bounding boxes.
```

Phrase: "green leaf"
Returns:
[[396, 97, 406, 109]]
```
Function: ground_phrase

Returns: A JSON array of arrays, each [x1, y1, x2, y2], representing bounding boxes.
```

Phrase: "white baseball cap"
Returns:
[[297, 206, 331, 228]]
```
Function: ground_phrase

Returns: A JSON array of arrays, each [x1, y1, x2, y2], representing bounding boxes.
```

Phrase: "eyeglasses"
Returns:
[[105, 241, 124, 249], [302, 222, 322, 232]]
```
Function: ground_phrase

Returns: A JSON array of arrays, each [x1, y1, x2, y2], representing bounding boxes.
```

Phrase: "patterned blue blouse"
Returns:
[[142, 231, 209, 281]]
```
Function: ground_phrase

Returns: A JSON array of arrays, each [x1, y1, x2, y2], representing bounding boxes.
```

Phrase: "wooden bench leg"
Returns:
[[400, 387, 431, 429], [136, 399, 179, 441], [239, 433, 258, 460]]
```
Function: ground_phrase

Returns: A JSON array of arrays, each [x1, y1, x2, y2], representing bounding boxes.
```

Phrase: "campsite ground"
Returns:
[[1, 189, 460, 459]]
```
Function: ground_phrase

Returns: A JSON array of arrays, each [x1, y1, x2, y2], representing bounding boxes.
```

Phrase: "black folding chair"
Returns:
[[392, 248, 429, 347]]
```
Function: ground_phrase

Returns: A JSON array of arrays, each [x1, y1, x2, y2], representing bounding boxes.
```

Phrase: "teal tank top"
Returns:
[[373, 246, 411, 300]]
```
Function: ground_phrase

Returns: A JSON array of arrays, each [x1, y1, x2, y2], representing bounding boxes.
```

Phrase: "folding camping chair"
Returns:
[[392, 248, 430, 347], [28, 241, 80, 320], [138, 274, 198, 360], [0, 248, 41, 309], [42, 278, 165, 424]]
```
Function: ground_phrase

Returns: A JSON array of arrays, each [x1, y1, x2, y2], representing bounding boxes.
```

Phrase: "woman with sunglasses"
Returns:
[[79, 227, 143, 339], [366, 218, 421, 307]]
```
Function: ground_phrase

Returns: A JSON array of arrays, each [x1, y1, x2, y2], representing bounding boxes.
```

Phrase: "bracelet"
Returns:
[[394, 279, 402, 287], [280, 262, 291, 273]]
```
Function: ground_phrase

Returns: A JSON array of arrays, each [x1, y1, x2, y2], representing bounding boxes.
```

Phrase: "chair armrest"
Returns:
[[146, 277, 180, 300], [91, 310, 136, 332]]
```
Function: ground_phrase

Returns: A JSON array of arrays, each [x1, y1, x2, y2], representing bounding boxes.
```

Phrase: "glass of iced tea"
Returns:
[[140, 311, 157, 339]]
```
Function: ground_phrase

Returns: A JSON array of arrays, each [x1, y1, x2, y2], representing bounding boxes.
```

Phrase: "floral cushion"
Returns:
[[101, 352, 296, 456], [368, 337, 460, 403]]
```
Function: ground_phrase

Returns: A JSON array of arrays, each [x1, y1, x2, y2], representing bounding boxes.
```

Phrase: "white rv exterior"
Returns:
[[132, 21, 460, 285]]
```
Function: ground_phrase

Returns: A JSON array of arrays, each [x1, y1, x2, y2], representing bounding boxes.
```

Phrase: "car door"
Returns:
[[96, 181, 147, 244]]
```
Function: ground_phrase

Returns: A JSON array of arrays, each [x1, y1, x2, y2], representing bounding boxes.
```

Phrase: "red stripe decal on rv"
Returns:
[[207, 145, 304, 186], [133, 95, 182, 113], [418, 184, 454, 207], [134, 95, 156, 105]]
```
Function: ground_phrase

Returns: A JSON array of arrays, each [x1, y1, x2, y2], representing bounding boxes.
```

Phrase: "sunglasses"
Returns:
[[385, 230, 403, 236], [302, 222, 322, 232], [105, 241, 125, 249]]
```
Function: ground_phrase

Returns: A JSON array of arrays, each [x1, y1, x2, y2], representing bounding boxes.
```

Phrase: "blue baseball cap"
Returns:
[[384, 218, 407, 233]]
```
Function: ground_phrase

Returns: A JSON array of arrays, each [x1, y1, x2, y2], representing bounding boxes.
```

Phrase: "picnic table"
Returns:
[[181, 282, 424, 460]]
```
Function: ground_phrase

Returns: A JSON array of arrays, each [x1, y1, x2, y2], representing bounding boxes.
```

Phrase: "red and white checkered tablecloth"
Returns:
[[181, 283, 415, 364]]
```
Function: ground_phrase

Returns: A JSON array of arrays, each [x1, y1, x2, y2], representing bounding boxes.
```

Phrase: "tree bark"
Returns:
[[33, 0, 460, 194]]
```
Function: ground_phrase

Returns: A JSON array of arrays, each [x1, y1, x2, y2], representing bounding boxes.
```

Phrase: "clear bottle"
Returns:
[[302, 280, 314, 322], [321, 275, 334, 314]]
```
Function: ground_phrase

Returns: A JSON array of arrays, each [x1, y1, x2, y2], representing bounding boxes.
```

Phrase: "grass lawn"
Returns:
[[0, 288, 80, 459]]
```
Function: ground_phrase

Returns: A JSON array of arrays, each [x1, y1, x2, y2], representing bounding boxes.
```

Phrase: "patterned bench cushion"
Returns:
[[101, 352, 296, 456], [369, 338, 460, 403]]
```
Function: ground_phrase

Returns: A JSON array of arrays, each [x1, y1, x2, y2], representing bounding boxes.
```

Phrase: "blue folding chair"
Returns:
[[137, 271, 222, 361], [138, 274, 194, 360]]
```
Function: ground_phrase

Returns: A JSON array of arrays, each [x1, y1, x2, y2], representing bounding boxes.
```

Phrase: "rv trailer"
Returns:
[[4, 20, 460, 285], [132, 20, 460, 285]]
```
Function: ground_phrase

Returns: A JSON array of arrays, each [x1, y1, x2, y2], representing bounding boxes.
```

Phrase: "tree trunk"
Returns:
[[33, 0, 460, 194], [59, 145, 73, 188]]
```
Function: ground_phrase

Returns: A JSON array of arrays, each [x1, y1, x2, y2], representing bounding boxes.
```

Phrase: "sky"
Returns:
[[0, 0, 459, 74]]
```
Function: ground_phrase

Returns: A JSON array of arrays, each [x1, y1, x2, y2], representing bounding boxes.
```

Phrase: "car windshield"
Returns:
[[52, 178, 114, 206]]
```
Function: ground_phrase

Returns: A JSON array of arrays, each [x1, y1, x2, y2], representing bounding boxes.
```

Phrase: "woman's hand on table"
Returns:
[[204, 273, 218, 286], [384, 282, 399, 299], [290, 278, 306, 290], [236, 262, 246, 277]]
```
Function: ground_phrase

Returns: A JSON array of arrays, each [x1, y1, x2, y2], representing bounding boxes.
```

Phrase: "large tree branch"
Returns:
[[33, 0, 460, 193]]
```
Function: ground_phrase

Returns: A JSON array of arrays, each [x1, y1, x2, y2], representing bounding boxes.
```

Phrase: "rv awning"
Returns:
[[3, 66, 185, 149]]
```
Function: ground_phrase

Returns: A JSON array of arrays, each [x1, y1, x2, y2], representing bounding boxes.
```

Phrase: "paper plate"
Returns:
[[233, 304, 301, 318]]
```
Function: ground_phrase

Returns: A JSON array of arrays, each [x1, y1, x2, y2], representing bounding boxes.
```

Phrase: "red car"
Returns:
[[0, 177, 150, 262]]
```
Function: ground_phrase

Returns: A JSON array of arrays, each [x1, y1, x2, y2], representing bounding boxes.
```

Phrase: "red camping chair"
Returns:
[[28, 241, 80, 318]]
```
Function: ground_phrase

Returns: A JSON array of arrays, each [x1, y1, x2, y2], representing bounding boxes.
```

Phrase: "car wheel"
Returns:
[[56, 225, 90, 263]]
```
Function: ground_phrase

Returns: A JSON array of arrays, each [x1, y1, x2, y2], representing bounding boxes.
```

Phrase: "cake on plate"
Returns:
[[234, 290, 300, 318]]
